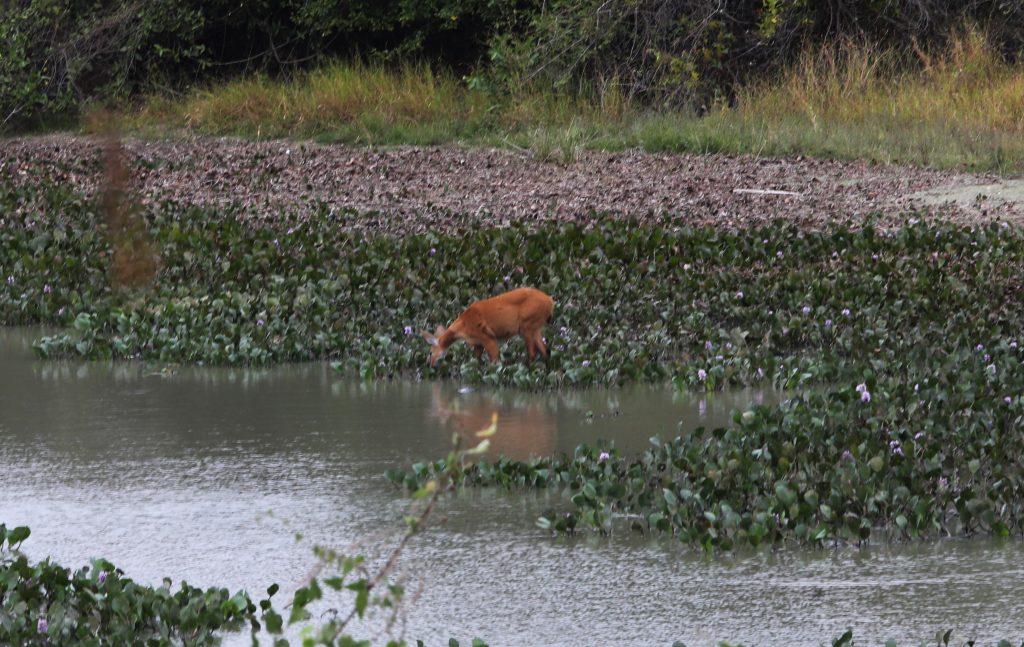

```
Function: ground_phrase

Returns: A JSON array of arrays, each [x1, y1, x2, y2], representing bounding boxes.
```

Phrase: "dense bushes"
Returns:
[[0, 0, 536, 129], [3, 0, 1024, 129], [492, 0, 1024, 110]]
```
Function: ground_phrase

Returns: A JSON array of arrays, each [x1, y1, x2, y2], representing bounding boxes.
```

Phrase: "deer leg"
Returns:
[[483, 338, 500, 363], [474, 345, 484, 361], [534, 331, 549, 360], [523, 333, 537, 362]]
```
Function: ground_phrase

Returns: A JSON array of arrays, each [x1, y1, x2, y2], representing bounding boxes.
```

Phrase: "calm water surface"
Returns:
[[1, 327, 1023, 646]]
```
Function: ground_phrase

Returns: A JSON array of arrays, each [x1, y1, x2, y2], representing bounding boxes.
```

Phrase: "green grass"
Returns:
[[112, 29, 1024, 170]]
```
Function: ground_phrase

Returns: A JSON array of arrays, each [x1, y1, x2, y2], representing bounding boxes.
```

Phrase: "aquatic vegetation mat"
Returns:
[[4, 179, 1024, 392], [4, 135, 1024, 229], [0, 524, 261, 645], [393, 358, 1024, 548]]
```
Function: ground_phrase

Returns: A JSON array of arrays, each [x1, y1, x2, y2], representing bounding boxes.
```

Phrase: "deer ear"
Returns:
[[420, 330, 438, 346]]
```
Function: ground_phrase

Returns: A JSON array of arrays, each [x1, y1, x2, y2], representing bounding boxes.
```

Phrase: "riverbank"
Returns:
[[2, 165, 1023, 392], [5, 135, 1024, 232]]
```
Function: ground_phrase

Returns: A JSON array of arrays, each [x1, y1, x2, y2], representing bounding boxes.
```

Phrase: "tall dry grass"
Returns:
[[719, 28, 1024, 169], [121, 30, 1024, 171], [130, 62, 496, 143]]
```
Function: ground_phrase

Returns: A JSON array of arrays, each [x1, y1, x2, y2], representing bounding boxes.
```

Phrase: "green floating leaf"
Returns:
[[265, 609, 283, 634]]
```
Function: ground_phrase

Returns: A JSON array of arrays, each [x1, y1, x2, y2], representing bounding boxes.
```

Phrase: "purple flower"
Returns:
[[856, 383, 867, 393], [715, 355, 724, 361], [1006, 396, 1013, 404], [914, 383, 919, 392], [735, 291, 743, 299], [984, 353, 991, 362], [98, 570, 108, 584], [256, 319, 265, 327], [976, 343, 985, 352], [987, 364, 997, 375], [503, 275, 511, 285], [755, 367, 765, 379], [5, 275, 12, 285], [1011, 341, 1019, 349], [872, 254, 879, 261], [860, 390, 871, 403], [841, 308, 850, 316], [831, 251, 839, 259], [705, 341, 713, 351], [914, 432, 924, 440], [776, 251, 784, 259], [272, 239, 279, 246], [598, 451, 610, 461], [697, 369, 707, 382], [428, 247, 436, 257], [581, 360, 591, 367], [43, 284, 51, 294], [403, 325, 413, 335], [37, 617, 47, 634], [825, 319, 833, 328], [841, 450, 853, 461], [937, 476, 949, 490], [802, 305, 811, 315]]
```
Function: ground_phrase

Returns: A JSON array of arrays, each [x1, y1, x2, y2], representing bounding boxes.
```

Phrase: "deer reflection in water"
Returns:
[[428, 384, 557, 461]]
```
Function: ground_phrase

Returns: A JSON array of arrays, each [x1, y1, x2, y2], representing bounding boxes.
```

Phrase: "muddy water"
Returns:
[[1, 327, 1023, 646]]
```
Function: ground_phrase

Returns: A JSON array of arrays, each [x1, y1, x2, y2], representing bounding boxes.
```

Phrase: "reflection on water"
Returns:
[[428, 383, 558, 459], [2, 327, 1024, 645]]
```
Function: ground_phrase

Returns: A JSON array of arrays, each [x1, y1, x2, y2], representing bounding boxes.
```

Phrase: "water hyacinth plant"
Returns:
[[0, 524, 261, 645], [5, 178, 1024, 394], [392, 359, 1024, 548]]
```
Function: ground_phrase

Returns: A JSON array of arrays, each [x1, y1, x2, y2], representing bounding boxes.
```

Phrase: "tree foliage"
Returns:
[[2, 0, 1024, 128], [0, 0, 537, 128], [493, 0, 1024, 110]]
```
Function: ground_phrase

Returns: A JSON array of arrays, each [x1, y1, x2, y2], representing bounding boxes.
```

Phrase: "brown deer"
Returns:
[[420, 287, 554, 367]]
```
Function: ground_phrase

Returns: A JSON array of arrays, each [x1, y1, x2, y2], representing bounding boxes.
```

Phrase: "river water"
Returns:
[[1, 327, 1022, 646]]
